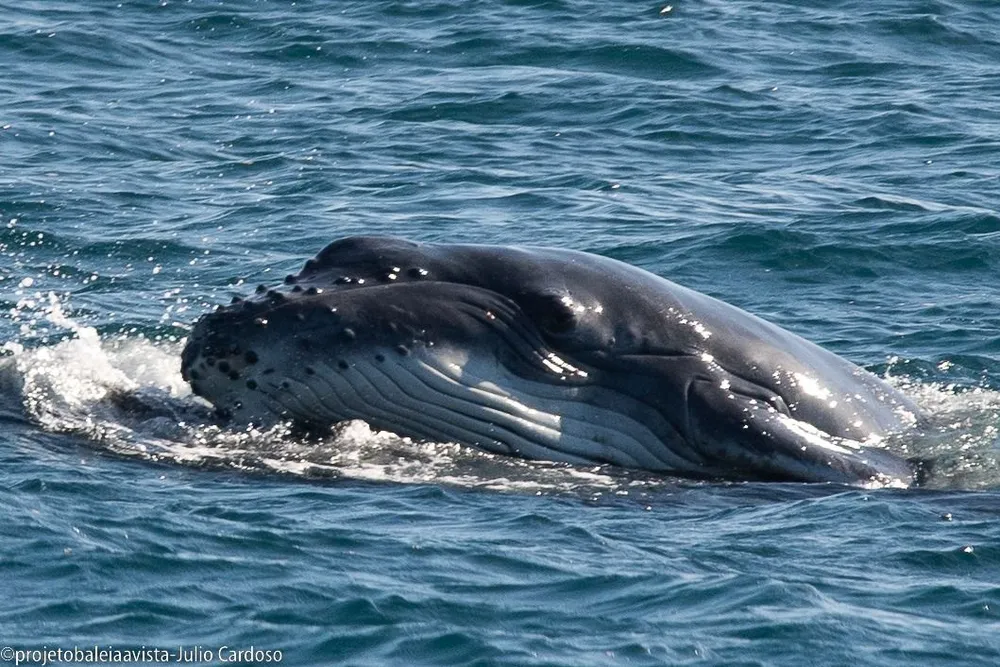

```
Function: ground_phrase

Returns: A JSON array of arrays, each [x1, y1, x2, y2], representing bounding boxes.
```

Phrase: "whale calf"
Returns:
[[181, 236, 922, 486]]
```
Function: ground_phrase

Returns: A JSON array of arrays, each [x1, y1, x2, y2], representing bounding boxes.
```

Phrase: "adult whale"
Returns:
[[181, 236, 922, 486]]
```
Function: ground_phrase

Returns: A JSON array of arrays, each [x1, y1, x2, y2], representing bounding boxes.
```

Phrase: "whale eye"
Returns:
[[521, 293, 577, 336]]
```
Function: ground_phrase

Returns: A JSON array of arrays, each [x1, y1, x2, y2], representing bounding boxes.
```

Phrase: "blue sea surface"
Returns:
[[2, 1, 999, 665]]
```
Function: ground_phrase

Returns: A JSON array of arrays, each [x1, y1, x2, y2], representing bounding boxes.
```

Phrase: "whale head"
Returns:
[[181, 236, 919, 485]]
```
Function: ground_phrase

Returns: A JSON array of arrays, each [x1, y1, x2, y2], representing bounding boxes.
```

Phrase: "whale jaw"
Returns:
[[182, 322, 705, 473]]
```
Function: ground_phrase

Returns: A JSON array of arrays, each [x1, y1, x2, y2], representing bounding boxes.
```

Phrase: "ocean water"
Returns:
[[2, 0, 999, 664]]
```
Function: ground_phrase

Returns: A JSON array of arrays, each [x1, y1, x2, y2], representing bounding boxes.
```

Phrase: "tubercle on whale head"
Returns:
[[181, 239, 442, 382], [284, 237, 436, 295]]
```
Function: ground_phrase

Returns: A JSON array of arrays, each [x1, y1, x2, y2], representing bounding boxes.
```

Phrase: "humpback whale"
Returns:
[[181, 236, 922, 486]]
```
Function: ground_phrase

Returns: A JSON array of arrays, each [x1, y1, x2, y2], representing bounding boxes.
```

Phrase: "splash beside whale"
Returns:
[[181, 236, 923, 486]]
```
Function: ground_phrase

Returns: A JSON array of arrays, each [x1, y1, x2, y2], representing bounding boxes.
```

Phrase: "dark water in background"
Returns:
[[2, 1, 999, 664]]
